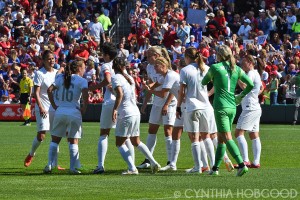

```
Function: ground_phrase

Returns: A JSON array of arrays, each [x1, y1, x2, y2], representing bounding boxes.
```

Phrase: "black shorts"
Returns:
[[20, 93, 29, 105]]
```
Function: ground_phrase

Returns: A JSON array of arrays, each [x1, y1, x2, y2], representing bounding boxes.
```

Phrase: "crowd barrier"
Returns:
[[0, 104, 298, 124]]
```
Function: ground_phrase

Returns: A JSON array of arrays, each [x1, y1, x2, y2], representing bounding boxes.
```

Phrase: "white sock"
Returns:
[[252, 137, 261, 165], [165, 136, 172, 162], [97, 135, 108, 168], [118, 145, 136, 171], [212, 137, 218, 148], [69, 144, 79, 171], [48, 142, 58, 167], [170, 139, 180, 167], [30, 137, 42, 156], [146, 134, 157, 154], [204, 138, 215, 168], [137, 142, 157, 165], [69, 142, 81, 168], [191, 142, 201, 170], [125, 138, 135, 164], [213, 136, 230, 162], [237, 135, 249, 162], [200, 141, 208, 168], [51, 144, 59, 167]]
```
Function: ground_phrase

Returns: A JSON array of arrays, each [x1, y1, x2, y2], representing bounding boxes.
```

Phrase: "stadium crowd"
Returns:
[[0, 0, 299, 106]]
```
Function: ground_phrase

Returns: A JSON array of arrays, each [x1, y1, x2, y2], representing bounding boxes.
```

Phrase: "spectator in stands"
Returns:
[[238, 19, 252, 40], [138, 38, 151, 61], [171, 39, 182, 62], [84, 56, 96, 83], [97, 8, 112, 34], [176, 20, 190, 45], [186, 35, 199, 49], [117, 42, 129, 60], [87, 15, 106, 46]]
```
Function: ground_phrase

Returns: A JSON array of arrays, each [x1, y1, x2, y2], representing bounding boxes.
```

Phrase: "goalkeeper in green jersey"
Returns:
[[202, 45, 254, 176]]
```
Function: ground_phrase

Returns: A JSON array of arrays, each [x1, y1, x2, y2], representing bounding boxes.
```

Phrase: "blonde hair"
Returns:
[[155, 57, 172, 70], [147, 46, 171, 66], [185, 47, 205, 73], [217, 45, 236, 70]]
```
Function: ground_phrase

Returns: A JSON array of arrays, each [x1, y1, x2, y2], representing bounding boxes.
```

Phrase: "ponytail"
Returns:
[[217, 45, 236, 71], [185, 47, 206, 73], [113, 57, 133, 85], [64, 60, 83, 89], [161, 47, 171, 69]]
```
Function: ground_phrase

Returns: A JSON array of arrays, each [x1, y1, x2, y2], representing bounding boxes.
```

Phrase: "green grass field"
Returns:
[[0, 122, 299, 200]]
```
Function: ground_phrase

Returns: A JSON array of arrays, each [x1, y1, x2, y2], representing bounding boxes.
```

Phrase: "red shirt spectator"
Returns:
[[137, 23, 150, 46]]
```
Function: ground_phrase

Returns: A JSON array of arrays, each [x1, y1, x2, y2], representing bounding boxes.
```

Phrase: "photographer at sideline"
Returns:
[[291, 72, 300, 125]]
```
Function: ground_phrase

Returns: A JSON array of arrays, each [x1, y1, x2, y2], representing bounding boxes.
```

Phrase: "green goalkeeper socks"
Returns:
[[226, 139, 243, 165], [214, 144, 226, 168]]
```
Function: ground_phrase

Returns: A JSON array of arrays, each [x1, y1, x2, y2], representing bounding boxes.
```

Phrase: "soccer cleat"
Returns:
[[70, 169, 82, 174], [225, 160, 235, 172], [25, 123, 31, 126], [93, 166, 105, 174], [20, 122, 27, 126], [24, 154, 34, 167], [185, 167, 202, 174], [137, 159, 151, 169], [160, 164, 177, 171], [249, 163, 260, 168], [122, 169, 139, 175], [151, 163, 161, 174], [244, 161, 251, 167], [43, 165, 52, 173], [209, 170, 219, 176], [201, 167, 210, 173], [292, 121, 297, 125], [236, 166, 249, 177]]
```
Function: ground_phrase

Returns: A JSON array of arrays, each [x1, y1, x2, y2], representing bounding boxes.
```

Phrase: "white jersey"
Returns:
[[162, 70, 180, 99], [111, 74, 140, 119], [53, 74, 88, 113], [147, 64, 175, 106], [34, 67, 58, 111], [180, 63, 211, 112], [241, 69, 261, 111], [100, 61, 116, 105]]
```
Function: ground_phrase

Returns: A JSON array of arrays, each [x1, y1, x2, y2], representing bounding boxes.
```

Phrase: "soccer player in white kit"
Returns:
[[24, 50, 63, 169], [143, 57, 183, 171], [44, 60, 89, 174], [235, 55, 262, 168], [138, 46, 176, 169], [89, 43, 135, 174], [176, 47, 217, 173], [111, 58, 161, 175]]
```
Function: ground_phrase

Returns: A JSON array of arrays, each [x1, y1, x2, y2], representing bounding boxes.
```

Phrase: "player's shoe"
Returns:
[[137, 159, 151, 169], [70, 169, 82, 174], [249, 163, 260, 168], [185, 167, 202, 174], [201, 167, 210, 173], [236, 166, 249, 177], [122, 169, 139, 175], [93, 166, 105, 174], [25, 123, 31, 126], [43, 165, 52, 173], [160, 164, 177, 171], [208, 170, 219, 176], [24, 154, 34, 167], [225, 160, 235, 172], [151, 163, 161, 174], [243, 161, 251, 167]]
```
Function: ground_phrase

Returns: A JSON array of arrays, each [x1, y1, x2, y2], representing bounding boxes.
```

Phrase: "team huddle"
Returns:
[[23, 42, 262, 176]]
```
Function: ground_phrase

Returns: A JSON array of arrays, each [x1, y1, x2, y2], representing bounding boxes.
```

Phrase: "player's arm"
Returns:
[[208, 87, 214, 97], [202, 67, 214, 86], [162, 92, 174, 116], [81, 88, 89, 114], [34, 85, 47, 118], [89, 71, 111, 91], [47, 84, 58, 110], [176, 83, 186, 118], [112, 86, 123, 123], [238, 80, 246, 90], [239, 71, 254, 97], [146, 87, 169, 98]]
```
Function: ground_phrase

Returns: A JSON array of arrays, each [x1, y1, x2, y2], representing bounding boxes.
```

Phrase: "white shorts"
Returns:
[[100, 104, 116, 129], [184, 108, 217, 133], [149, 104, 176, 125], [51, 114, 82, 139], [236, 109, 262, 132], [115, 115, 140, 137], [35, 109, 54, 132]]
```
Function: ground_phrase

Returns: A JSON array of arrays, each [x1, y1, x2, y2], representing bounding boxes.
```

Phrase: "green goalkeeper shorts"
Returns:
[[214, 108, 236, 133]]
